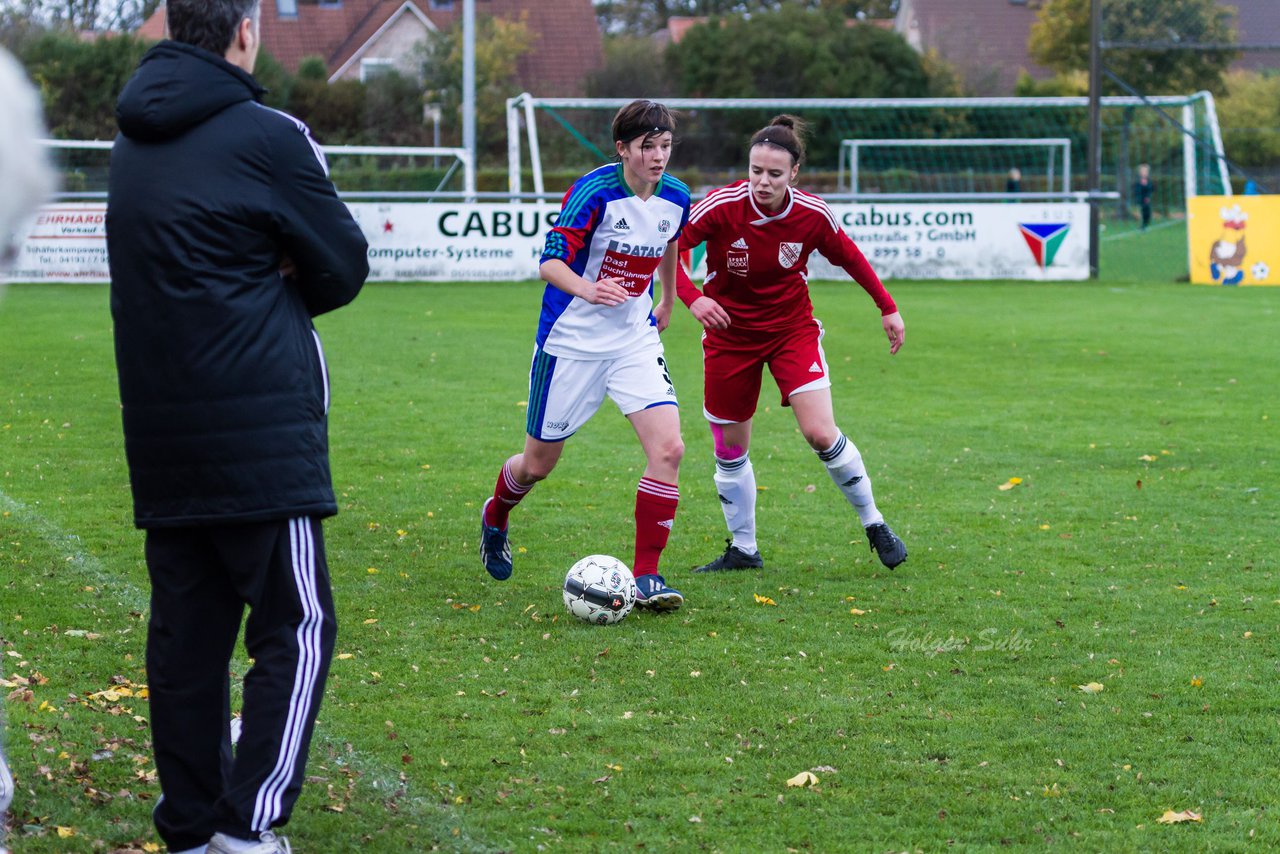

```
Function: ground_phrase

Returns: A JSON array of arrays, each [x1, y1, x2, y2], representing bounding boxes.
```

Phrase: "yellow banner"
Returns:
[[1187, 195, 1280, 286]]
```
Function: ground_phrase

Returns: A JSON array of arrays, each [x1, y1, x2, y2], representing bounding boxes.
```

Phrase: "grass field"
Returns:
[[2, 224, 1278, 853]]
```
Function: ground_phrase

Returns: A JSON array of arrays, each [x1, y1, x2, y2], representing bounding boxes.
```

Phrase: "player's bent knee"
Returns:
[[803, 427, 840, 451]]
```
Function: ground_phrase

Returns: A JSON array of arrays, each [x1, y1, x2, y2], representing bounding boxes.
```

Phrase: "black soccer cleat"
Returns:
[[479, 497, 513, 580], [694, 539, 765, 573], [865, 522, 907, 569]]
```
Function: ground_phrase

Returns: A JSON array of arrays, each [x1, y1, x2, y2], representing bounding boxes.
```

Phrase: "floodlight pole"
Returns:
[[1087, 0, 1102, 278], [463, 0, 476, 200]]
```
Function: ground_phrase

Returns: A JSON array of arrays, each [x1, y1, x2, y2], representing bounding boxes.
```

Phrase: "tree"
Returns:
[[587, 35, 678, 98], [595, 0, 899, 37], [20, 30, 149, 138], [2, 0, 162, 32], [1216, 70, 1280, 170], [669, 5, 928, 99], [666, 6, 930, 168], [1028, 0, 1237, 95], [417, 13, 532, 160]]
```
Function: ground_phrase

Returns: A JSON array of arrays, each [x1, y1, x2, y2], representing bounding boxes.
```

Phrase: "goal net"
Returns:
[[506, 93, 1230, 214]]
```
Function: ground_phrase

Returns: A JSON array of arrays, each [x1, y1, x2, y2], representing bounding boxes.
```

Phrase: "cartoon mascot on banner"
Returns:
[[1209, 205, 1247, 286]]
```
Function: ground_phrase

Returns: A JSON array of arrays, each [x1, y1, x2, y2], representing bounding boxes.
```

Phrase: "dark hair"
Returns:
[[167, 0, 260, 56], [750, 115, 807, 166], [612, 99, 676, 146]]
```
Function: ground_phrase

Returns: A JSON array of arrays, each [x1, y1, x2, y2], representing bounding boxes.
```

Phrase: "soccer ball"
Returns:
[[562, 555, 636, 625]]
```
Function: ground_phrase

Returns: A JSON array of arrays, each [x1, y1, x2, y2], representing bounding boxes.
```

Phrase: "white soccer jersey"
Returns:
[[537, 163, 690, 359]]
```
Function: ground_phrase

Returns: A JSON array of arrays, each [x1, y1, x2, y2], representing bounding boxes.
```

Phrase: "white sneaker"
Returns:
[[207, 831, 292, 854]]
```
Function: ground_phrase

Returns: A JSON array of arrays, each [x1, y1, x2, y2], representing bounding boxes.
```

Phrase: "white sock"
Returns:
[[713, 453, 758, 554], [817, 434, 883, 528], [209, 834, 260, 853], [172, 848, 208, 854]]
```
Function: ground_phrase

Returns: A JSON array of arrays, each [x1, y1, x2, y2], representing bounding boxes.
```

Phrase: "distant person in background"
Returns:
[[107, 1, 368, 852], [0, 46, 57, 854], [1134, 163, 1154, 230], [1243, 179, 1260, 195], [1006, 167, 1022, 196]]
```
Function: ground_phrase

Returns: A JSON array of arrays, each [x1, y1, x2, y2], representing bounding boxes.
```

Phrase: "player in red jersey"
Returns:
[[675, 115, 908, 572]]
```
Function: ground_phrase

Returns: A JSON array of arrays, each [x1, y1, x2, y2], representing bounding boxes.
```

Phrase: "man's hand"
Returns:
[[689, 295, 731, 330]]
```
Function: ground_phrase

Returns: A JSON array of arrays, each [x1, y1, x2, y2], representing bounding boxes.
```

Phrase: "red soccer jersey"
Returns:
[[677, 181, 896, 332]]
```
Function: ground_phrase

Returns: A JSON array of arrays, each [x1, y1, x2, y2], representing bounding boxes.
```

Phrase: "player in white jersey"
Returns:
[[479, 100, 691, 611]]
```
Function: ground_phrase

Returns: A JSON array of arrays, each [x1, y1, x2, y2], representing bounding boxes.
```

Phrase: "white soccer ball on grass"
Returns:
[[563, 555, 636, 625]]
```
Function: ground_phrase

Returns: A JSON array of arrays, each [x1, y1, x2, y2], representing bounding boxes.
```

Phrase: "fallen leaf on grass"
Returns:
[[849, 608, 868, 616], [754, 593, 777, 606], [998, 477, 1023, 491], [786, 771, 819, 788], [1078, 682, 1104, 694], [1157, 809, 1202, 824]]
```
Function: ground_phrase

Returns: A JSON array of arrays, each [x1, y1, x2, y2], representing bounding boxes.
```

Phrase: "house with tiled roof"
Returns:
[[138, 0, 602, 93], [894, 0, 1053, 95], [895, 0, 1280, 96], [1223, 0, 1280, 72]]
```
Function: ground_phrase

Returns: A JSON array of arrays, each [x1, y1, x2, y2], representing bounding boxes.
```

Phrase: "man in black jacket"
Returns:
[[106, 2, 368, 852]]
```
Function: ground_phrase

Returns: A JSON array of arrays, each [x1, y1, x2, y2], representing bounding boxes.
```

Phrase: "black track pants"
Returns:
[[144, 517, 336, 851]]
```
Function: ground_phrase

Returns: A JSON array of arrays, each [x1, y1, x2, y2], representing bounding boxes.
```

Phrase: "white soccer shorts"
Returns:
[[525, 339, 678, 441]]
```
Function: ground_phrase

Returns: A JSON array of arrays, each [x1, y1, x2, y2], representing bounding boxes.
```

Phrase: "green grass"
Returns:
[[1, 253, 1277, 852]]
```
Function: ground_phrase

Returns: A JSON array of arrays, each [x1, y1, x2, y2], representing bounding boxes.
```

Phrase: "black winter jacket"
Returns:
[[107, 42, 369, 528]]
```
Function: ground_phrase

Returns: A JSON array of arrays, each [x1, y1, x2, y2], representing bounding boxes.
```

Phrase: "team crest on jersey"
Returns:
[[658, 219, 671, 235], [779, 242, 803, 268]]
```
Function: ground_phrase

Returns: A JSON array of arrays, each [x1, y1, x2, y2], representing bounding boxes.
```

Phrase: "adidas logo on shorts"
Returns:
[[809, 361, 822, 373], [731, 237, 748, 249]]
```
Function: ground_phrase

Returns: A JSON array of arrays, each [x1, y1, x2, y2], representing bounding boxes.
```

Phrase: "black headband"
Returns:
[[619, 125, 672, 144], [756, 135, 800, 161]]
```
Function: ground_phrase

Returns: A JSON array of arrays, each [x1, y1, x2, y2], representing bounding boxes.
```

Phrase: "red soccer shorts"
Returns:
[[701, 318, 831, 424]]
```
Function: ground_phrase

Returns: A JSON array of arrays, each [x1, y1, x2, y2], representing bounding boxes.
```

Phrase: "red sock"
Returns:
[[633, 477, 678, 576], [485, 459, 532, 529]]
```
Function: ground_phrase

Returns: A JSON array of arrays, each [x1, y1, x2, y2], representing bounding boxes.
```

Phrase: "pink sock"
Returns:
[[633, 477, 678, 576]]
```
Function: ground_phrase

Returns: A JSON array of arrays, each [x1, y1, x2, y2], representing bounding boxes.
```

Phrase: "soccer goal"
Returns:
[[505, 92, 1230, 208], [838, 137, 1072, 199]]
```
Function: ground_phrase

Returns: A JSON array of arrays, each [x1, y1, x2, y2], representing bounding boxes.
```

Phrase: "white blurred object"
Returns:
[[0, 47, 56, 269], [0, 50, 52, 844]]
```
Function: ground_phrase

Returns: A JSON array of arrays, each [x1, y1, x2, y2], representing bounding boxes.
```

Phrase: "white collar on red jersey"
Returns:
[[748, 186, 793, 226]]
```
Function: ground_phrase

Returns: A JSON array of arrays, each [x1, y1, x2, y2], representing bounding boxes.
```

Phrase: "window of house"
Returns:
[[430, 0, 454, 10], [360, 58, 397, 82], [278, 0, 298, 16]]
